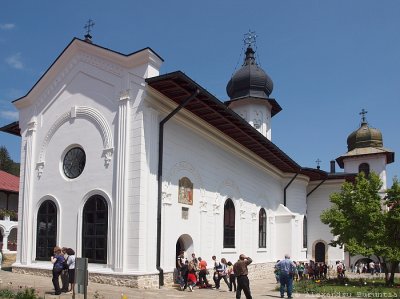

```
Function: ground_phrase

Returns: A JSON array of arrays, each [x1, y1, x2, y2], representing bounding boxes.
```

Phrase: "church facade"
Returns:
[[3, 36, 393, 288]]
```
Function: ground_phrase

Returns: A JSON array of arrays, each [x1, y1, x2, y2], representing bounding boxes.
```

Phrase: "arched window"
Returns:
[[259, 208, 267, 248], [359, 163, 370, 177], [224, 199, 235, 248], [303, 216, 308, 248], [36, 200, 57, 261], [82, 195, 108, 264]]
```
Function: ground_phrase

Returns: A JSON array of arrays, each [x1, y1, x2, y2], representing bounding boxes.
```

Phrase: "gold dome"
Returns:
[[347, 121, 383, 151]]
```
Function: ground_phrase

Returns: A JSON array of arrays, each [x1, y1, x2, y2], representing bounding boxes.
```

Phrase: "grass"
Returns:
[[291, 277, 400, 298]]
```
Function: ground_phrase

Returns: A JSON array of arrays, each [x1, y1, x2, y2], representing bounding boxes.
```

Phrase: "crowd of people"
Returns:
[[176, 251, 253, 298], [50, 246, 76, 296], [351, 261, 382, 275]]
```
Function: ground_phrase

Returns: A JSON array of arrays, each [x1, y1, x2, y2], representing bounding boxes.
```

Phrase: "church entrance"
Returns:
[[175, 234, 193, 268], [315, 242, 326, 263]]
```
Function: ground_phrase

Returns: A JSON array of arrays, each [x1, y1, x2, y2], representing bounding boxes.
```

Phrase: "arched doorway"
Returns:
[[315, 242, 326, 263], [175, 234, 193, 268]]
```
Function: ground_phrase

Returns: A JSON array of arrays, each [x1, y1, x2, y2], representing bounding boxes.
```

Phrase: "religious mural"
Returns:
[[178, 177, 193, 205]]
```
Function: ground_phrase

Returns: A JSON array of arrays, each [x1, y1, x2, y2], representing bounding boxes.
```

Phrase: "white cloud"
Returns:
[[0, 23, 15, 30], [5, 53, 23, 70], [0, 110, 18, 121]]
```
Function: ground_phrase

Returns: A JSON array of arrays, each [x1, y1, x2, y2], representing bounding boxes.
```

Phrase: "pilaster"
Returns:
[[113, 90, 131, 271], [20, 117, 37, 264]]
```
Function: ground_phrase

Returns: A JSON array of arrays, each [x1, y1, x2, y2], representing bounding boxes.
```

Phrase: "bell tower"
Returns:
[[336, 109, 394, 190], [225, 31, 281, 140]]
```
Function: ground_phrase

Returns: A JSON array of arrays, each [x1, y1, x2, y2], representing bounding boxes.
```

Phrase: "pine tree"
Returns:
[[0, 146, 14, 173]]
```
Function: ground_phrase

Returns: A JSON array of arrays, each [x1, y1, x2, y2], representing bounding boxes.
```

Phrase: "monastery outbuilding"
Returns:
[[0, 33, 394, 288]]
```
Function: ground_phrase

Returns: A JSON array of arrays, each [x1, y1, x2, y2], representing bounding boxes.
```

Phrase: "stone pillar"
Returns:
[[20, 118, 37, 264], [2, 232, 9, 253], [113, 90, 131, 272]]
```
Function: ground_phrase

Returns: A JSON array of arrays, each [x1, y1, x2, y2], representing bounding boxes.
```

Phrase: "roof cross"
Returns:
[[359, 108, 368, 123], [243, 30, 257, 48], [316, 158, 321, 170], [84, 19, 95, 37]]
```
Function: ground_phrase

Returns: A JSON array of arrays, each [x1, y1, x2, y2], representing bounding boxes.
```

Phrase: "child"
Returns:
[[187, 268, 197, 292]]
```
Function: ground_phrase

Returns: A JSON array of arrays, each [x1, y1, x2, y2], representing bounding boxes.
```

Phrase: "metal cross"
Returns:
[[359, 108, 368, 123], [243, 30, 257, 48], [84, 19, 95, 36], [316, 158, 321, 169]]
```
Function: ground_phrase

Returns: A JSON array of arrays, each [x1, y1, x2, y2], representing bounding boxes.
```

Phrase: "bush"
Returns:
[[0, 287, 42, 299]]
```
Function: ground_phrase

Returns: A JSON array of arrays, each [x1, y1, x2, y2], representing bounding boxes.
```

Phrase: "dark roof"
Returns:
[[146, 71, 348, 181], [0, 121, 20, 136]]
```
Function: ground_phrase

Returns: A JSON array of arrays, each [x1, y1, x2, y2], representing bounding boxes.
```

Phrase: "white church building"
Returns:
[[0, 35, 394, 288]]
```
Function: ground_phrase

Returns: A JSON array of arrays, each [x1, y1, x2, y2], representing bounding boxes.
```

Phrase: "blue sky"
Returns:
[[1, 1, 399, 184]]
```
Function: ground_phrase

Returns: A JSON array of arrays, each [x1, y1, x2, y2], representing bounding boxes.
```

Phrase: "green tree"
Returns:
[[321, 172, 400, 285], [0, 146, 19, 176], [0, 146, 13, 172]]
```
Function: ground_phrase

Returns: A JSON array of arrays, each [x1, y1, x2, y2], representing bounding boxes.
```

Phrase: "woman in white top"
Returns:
[[66, 248, 76, 294]]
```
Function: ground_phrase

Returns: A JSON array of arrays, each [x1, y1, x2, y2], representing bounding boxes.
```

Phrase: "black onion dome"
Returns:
[[347, 121, 383, 151], [226, 47, 273, 100]]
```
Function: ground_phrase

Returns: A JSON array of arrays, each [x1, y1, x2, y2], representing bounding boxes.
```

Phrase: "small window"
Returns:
[[223, 199, 235, 248], [259, 208, 267, 248], [303, 216, 308, 248], [182, 207, 189, 220], [63, 147, 86, 179], [359, 163, 370, 177]]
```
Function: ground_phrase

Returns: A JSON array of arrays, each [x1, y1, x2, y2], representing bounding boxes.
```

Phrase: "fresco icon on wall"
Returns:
[[178, 177, 193, 205]]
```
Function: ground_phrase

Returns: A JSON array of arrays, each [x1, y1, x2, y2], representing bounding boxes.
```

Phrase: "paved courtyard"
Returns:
[[0, 269, 396, 299], [0, 269, 286, 299]]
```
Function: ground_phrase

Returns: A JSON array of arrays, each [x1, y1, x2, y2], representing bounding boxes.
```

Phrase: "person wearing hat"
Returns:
[[233, 254, 252, 299]]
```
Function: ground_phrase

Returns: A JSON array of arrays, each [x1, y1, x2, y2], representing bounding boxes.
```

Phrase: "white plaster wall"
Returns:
[[306, 181, 344, 265], [343, 155, 388, 189], [228, 99, 272, 140], [14, 44, 162, 272], [154, 115, 308, 272]]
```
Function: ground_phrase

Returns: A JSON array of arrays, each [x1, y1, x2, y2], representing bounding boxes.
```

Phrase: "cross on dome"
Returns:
[[243, 30, 257, 49], [359, 108, 368, 124]]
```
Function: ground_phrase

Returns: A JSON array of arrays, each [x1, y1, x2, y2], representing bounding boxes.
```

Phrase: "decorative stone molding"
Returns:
[[36, 58, 79, 110], [164, 161, 206, 209], [37, 106, 114, 175], [102, 148, 114, 167], [27, 118, 37, 133], [79, 53, 123, 77], [268, 216, 275, 224], [162, 192, 172, 205], [213, 195, 220, 215], [36, 161, 45, 178], [199, 199, 207, 212], [119, 89, 131, 101], [239, 199, 246, 219], [251, 204, 257, 221]]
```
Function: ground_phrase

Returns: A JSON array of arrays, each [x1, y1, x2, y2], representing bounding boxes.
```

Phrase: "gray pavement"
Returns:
[[0, 269, 283, 299], [0, 269, 393, 299]]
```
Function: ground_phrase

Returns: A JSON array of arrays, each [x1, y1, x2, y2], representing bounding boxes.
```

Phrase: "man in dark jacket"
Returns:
[[233, 254, 252, 299]]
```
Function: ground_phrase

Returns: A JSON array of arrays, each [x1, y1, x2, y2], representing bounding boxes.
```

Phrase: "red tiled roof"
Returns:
[[0, 170, 19, 193]]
